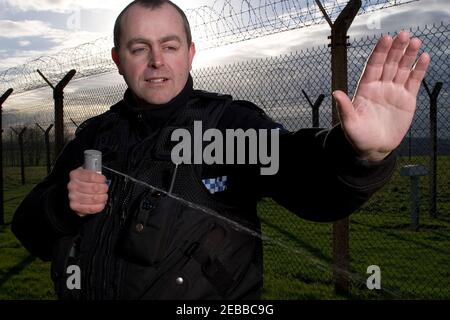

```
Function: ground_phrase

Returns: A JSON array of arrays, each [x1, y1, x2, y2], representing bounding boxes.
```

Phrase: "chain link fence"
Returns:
[[2, 21, 449, 299]]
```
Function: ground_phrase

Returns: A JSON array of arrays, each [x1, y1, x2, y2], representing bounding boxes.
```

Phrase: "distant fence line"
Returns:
[[3, 21, 448, 140], [1, 20, 449, 299], [2, 21, 449, 204], [0, 0, 417, 94]]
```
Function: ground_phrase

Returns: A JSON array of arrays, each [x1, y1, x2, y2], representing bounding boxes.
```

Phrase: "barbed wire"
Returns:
[[0, 0, 417, 94], [188, 0, 417, 47], [4, 20, 447, 131]]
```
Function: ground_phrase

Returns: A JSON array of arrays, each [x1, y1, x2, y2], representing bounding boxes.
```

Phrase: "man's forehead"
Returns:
[[121, 4, 185, 33], [122, 2, 182, 24], [127, 35, 182, 46]]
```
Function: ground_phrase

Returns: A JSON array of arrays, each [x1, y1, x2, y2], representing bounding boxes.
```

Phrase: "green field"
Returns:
[[0, 160, 449, 300], [0, 166, 55, 299], [259, 156, 450, 300]]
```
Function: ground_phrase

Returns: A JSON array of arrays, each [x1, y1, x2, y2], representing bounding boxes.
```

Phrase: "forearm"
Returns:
[[11, 180, 82, 261], [264, 125, 396, 222], [11, 121, 95, 260]]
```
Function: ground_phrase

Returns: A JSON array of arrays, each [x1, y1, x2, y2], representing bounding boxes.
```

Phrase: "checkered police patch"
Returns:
[[202, 176, 228, 194]]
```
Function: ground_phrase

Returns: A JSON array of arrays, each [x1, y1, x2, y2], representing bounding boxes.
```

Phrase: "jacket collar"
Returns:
[[113, 74, 193, 119]]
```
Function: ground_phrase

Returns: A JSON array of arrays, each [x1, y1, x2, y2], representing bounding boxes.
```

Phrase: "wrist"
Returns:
[[356, 150, 392, 163]]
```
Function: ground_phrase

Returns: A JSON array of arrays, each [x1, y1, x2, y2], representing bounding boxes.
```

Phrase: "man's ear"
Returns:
[[188, 42, 196, 71], [111, 47, 123, 75]]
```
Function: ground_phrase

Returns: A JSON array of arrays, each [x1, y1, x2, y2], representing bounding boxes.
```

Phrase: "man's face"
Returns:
[[112, 4, 195, 105]]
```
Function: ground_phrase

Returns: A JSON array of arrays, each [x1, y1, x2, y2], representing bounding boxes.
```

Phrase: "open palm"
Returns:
[[334, 31, 430, 162]]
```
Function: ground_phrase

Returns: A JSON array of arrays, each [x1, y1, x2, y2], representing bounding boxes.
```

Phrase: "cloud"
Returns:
[[0, 49, 48, 69], [1, 0, 449, 78], [194, 0, 450, 68], [0, 20, 54, 38], [0, 19, 102, 46], [18, 40, 31, 47], [1, 0, 130, 13], [0, 26, 106, 71], [0, 18, 105, 62], [349, 1, 450, 39]]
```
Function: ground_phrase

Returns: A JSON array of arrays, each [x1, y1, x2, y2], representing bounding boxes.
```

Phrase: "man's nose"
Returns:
[[148, 48, 164, 68]]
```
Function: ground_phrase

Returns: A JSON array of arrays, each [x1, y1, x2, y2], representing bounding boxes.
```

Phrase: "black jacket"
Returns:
[[12, 81, 396, 300]]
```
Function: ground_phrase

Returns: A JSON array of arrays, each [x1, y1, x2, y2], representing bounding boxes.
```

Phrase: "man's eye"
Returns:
[[132, 48, 145, 54], [164, 46, 178, 51]]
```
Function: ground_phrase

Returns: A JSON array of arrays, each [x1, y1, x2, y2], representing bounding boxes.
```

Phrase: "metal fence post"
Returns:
[[400, 165, 428, 231], [37, 69, 76, 159], [11, 127, 27, 185], [302, 90, 325, 127], [9, 131, 14, 167], [315, 0, 361, 296], [422, 80, 443, 219], [0, 88, 14, 225], [36, 123, 54, 175]]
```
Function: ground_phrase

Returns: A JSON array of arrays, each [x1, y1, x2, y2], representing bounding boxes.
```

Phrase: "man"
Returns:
[[12, 0, 429, 300]]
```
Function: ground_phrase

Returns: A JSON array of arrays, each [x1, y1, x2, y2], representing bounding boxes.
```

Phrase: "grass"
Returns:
[[0, 166, 56, 300], [0, 157, 449, 300], [258, 156, 450, 300]]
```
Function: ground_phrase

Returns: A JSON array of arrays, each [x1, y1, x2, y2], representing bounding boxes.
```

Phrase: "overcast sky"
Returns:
[[0, 0, 449, 96], [0, 0, 449, 70]]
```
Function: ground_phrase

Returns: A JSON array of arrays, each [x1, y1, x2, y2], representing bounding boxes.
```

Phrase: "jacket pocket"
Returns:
[[115, 194, 182, 267], [139, 215, 261, 300]]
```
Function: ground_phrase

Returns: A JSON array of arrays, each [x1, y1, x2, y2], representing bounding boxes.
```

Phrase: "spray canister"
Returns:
[[83, 150, 102, 174]]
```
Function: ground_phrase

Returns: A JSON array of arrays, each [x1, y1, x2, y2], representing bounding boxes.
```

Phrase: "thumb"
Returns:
[[333, 90, 356, 124]]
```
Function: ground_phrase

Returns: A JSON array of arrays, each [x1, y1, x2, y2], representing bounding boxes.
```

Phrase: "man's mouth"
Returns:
[[145, 78, 169, 83]]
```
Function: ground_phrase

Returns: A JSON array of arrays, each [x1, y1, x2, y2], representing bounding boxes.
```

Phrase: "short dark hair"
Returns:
[[113, 0, 192, 48]]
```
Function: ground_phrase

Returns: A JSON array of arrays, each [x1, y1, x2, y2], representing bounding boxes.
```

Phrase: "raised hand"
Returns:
[[333, 31, 430, 162]]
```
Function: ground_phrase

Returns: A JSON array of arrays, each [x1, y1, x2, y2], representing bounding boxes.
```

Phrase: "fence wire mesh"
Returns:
[[0, 0, 417, 94], [2, 21, 449, 299]]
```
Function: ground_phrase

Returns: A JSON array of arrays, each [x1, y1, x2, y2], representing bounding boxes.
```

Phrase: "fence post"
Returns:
[[11, 127, 27, 185], [302, 89, 325, 127], [422, 79, 443, 218], [315, 0, 361, 296], [36, 123, 54, 175], [0, 88, 14, 225], [37, 69, 76, 159], [9, 130, 14, 167]]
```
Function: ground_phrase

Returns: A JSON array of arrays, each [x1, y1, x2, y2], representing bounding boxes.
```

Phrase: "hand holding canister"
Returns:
[[67, 150, 109, 217]]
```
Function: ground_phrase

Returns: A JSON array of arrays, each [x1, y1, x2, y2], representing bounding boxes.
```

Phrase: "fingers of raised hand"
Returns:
[[405, 52, 431, 96], [360, 35, 393, 83], [361, 31, 429, 94], [333, 90, 356, 124], [380, 31, 411, 82], [393, 37, 422, 85]]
